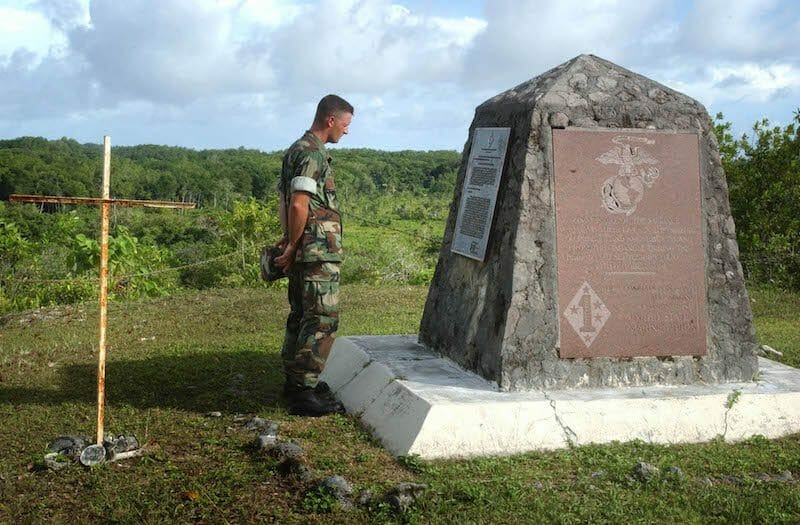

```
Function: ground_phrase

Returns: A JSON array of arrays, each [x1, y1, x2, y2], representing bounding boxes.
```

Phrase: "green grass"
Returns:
[[750, 287, 800, 368], [0, 285, 798, 524]]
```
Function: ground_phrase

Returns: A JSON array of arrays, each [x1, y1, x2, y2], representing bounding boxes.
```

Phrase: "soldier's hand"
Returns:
[[275, 242, 297, 273]]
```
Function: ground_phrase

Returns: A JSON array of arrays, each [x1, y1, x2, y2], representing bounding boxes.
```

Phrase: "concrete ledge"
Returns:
[[319, 335, 800, 459]]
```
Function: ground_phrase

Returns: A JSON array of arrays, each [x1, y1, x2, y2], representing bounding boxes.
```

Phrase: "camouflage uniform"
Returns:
[[278, 131, 343, 389]]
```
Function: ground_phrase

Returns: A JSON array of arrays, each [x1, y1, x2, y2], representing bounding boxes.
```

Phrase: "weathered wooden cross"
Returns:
[[10, 136, 196, 445]]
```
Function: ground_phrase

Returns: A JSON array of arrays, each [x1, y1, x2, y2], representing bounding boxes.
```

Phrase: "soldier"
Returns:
[[275, 94, 353, 416]]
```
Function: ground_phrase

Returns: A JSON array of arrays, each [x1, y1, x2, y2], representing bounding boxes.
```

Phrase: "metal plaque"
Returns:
[[452, 127, 510, 261], [553, 129, 707, 358]]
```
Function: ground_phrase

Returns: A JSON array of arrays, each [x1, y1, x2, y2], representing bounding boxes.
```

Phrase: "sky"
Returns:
[[0, 0, 798, 152]]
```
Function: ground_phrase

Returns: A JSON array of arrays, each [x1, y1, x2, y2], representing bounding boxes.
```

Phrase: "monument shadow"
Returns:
[[0, 350, 284, 413]]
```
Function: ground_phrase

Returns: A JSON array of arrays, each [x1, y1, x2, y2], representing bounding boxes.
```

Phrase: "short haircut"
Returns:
[[314, 94, 354, 124]]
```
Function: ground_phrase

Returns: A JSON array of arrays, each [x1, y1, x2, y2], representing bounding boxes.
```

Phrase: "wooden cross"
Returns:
[[9, 136, 196, 445]]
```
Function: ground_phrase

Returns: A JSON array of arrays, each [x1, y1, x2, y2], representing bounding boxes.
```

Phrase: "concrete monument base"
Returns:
[[319, 336, 800, 459]]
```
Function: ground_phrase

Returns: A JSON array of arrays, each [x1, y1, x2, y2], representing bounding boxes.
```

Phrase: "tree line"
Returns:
[[0, 110, 798, 313], [0, 137, 460, 207]]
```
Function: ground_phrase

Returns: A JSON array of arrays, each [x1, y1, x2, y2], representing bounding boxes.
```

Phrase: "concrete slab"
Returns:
[[319, 335, 800, 459]]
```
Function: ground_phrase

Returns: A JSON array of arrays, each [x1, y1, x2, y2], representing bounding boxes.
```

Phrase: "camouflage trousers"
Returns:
[[281, 262, 340, 389]]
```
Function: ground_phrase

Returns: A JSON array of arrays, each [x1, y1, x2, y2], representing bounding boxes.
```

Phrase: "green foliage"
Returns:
[[715, 111, 800, 288], [0, 192, 446, 312], [71, 226, 174, 299], [176, 197, 283, 289], [300, 488, 339, 513], [0, 212, 97, 311], [724, 389, 742, 410], [398, 454, 435, 475], [0, 218, 34, 311], [0, 218, 30, 270], [0, 138, 460, 205]]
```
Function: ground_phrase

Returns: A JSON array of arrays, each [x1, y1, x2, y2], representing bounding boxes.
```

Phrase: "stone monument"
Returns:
[[320, 55, 800, 458], [419, 53, 758, 390]]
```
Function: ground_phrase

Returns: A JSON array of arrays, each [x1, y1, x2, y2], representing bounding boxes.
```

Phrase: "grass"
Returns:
[[749, 287, 800, 368], [0, 285, 798, 524]]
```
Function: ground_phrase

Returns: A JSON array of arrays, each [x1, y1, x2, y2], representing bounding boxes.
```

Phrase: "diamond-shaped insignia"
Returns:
[[563, 282, 610, 348]]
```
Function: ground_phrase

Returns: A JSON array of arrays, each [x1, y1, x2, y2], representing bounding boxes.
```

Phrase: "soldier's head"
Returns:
[[313, 94, 354, 144]]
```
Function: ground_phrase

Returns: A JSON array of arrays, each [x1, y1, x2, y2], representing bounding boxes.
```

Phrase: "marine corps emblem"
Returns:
[[596, 135, 661, 216]]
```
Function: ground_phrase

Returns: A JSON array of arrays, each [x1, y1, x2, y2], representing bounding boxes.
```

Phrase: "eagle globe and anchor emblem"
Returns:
[[596, 135, 662, 216]]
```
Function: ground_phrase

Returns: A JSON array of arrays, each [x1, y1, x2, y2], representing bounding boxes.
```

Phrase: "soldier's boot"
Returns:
[[313, 382, 345, 413], [284, 383, 344, 417]]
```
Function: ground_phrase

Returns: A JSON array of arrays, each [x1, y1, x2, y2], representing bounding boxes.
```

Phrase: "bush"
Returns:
[[717, 112, 800, 289]]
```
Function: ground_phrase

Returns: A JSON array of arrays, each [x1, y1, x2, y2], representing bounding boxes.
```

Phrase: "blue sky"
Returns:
[[1, 0, 798, 152]]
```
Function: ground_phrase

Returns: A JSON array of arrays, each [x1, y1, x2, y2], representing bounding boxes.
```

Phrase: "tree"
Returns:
[[716, 111, 800, 287]]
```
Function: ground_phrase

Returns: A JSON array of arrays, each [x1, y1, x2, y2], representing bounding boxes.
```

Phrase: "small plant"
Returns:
[[725, 389, 742, 410], [300, 488, 338, 513], [355, 451, 373, 463], [398, 454, 434, 475]]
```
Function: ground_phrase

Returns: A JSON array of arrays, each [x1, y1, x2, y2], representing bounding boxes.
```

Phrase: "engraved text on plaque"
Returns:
[[452, 127, 510, 261], [553, 129, 707, 358]]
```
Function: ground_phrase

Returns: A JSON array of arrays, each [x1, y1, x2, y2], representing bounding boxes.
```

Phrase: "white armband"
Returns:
[[290, 176, 317, 194]]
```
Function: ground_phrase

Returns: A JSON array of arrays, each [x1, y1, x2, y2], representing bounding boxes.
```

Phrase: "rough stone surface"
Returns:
[[418, 53, 758, 390], [314, 475, 353, 507], [549, 112, 569, 128], [776, 470, 794, 482], [268, 442, 303, 461], [356, 490, 375, 506], [633, 462, 660, 482], [568, 73, 588, 90], [385, 483, 427, 513], [244, 417, 278, 434], [104, 435, 139, 457], [597, 75, 618, 90], [254, 434, 277, 450], [278, 457, 315, 481], [721, 474, 744, 484], [667, 466, 685, 480]]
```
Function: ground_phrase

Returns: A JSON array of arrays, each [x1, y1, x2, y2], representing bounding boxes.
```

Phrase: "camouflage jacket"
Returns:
[[278, 131, 343, 263]]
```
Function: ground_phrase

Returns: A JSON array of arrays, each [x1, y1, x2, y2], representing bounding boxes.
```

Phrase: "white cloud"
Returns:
[[236, 0, 307, 28], [0, 6, 66, 62], [680, 0, 800, 59], [1, 0, 485, 115], [266, 0, 485, 96], [668, 62, 800, 105], [33, 0, 90, 30], [462, 0, 672, 88], [430, 15, 486, 47], [67, 0, 275, 103], [0, 49, 93, 118]]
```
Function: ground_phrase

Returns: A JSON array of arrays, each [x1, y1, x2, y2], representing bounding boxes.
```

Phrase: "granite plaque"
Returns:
[[452, 127, 510, 261], [553, 129, 707, 358]]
